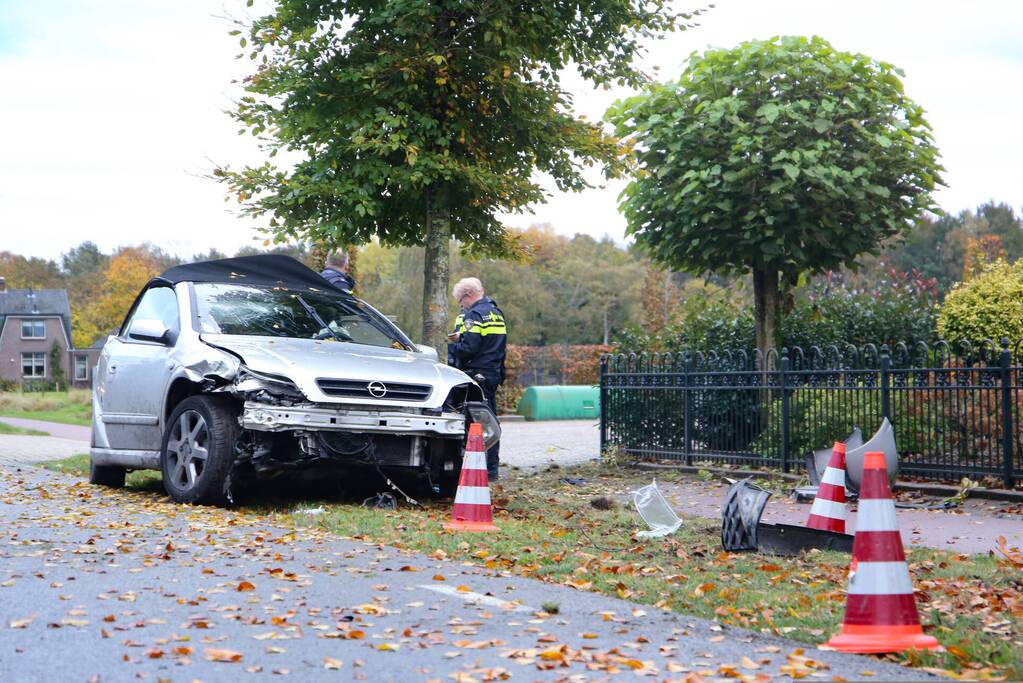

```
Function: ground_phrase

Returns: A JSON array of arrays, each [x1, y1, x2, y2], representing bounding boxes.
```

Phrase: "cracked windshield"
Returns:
[[193, 283, 408, 349]]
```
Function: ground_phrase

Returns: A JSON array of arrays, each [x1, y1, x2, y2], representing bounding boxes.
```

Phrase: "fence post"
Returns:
[[683, 355, 693, 466], [880, 344, 891, 421], [1000, 338, 1014, 489], [780, 348, 790, 473], [599, 355, 607, 456]]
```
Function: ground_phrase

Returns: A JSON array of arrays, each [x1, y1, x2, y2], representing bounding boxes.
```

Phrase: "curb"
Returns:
[[630, 462, 1023, 503], [498, 415, 525, 422]]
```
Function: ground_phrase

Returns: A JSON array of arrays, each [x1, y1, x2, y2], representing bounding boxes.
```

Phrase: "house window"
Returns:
[[74, 355, 89, 381], [21, 352, 46, 378], [21, 319, 46, 339]]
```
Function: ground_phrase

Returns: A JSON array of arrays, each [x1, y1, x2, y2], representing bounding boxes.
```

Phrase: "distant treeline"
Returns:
[[1, 201, 1020, 348]]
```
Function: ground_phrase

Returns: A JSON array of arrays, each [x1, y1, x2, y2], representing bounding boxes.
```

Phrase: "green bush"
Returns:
[[937, 259, 1023, 343], [750, 385, 950, 461], [615, 267, 939, 354]]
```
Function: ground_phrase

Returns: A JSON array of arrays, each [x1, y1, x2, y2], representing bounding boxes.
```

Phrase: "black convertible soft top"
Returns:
[[157, 255, 349, 294]]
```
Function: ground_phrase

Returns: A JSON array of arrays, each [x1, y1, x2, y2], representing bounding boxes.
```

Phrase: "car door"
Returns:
[[98, 285, 181, 452]]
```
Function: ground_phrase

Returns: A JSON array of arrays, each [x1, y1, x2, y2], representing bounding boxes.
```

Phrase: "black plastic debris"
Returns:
[[721, 479, 772, 552], [721, 479, 853, 556], [758, 523, 853, 554], [363, 492, 398, 510]]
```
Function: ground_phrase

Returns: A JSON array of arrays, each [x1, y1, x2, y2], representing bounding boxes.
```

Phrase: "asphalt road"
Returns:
[[0, 462, 929, 682]]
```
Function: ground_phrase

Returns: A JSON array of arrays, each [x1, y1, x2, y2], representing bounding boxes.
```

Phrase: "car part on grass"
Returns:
[[807, 427, 863, 487], [721, 479, 853, 555], [632, 479, 683, 539], [363, 492, 398, 510], [721, 479, 772, 551], [758, 523, 853, 554], [803, 420, 897, 497], [845, 419, 898, 492]]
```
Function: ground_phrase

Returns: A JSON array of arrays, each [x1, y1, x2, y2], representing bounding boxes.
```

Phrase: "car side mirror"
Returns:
[[128, 318, 173, 345], [417, 344, 439, 362]]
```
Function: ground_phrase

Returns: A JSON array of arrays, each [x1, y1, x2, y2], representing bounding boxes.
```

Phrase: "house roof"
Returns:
[[0, 287, 73, 345]]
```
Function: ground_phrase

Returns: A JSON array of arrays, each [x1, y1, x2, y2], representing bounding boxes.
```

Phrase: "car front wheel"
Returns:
[[161, 395, 238, 505]]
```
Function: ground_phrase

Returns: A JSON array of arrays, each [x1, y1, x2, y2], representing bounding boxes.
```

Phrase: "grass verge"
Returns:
[[0, 421, 48, 436], [40, 456, 1022, 678], [0, 390, 92, 426], [40, 454, 163, 491]]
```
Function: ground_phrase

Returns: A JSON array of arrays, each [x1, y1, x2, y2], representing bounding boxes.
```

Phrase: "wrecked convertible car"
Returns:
[[89, 255, 499, 504]]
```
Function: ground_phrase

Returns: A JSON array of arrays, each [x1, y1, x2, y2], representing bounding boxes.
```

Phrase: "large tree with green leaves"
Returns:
[[217, 0, 702, 350], [608, 35, 944, 355]]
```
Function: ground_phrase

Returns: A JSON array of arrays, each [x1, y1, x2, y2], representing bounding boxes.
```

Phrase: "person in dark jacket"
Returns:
[[447, 277, 507, 480], [319, 251, 356, 292]]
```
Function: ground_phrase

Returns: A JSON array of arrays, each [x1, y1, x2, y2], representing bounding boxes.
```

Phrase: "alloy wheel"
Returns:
[[166, 409, 209, 491]]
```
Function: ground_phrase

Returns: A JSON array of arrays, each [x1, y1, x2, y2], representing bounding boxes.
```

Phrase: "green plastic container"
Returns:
[[516, 385, 600, 421]]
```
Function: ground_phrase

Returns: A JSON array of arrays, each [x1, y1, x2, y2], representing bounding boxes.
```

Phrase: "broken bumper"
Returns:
[[240, 402, 467, 438]]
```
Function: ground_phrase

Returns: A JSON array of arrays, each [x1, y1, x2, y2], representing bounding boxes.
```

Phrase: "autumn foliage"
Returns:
[[72, 248, 163, 347]]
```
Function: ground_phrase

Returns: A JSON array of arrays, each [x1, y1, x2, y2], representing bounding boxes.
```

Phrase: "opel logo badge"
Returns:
[[367, 381, 387, 398]]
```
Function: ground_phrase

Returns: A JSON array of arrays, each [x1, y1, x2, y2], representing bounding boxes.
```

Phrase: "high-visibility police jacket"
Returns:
[[447, 297, 507, 379]]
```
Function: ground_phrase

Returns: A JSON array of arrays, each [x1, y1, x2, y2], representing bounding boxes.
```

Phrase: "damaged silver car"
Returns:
[[89, 255, 500, 504]]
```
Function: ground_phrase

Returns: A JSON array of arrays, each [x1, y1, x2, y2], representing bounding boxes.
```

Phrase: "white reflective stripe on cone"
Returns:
[[809, 497, 846, 519], [462, 452, 488, 470], [821, 467, 845, 487], [856, 499, 899, 531], [454, 486, 492, 506], [847, 561, 914, 595]]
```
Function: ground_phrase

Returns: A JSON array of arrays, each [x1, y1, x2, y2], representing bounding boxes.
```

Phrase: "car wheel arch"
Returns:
[[164, 377, 204, 424]]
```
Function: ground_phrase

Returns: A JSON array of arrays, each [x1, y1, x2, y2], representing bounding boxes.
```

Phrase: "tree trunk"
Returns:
[[752, 266, 779, 360], [346, 244, 359, 294], [421, 205, 451, 352]]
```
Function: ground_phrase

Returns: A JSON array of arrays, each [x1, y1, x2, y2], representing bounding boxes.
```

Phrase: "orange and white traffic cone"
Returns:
[[821, 452, 941, 654], [444, 423, 498, 532], [807, 442, 847, 533]]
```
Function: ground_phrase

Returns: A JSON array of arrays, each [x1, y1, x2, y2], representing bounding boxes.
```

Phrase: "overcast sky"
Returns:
[[1, 0, 1021, 261]]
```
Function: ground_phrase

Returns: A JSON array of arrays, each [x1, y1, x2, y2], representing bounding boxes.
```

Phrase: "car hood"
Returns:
[[201, 334, 472, 409]]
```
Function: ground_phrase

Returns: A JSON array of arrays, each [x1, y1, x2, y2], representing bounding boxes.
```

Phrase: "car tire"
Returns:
[[89, 459, 125, 488], [161, 395, 238, 505]]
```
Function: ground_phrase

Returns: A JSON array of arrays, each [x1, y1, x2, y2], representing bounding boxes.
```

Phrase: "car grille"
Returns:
[[315, 378, 432, 402]]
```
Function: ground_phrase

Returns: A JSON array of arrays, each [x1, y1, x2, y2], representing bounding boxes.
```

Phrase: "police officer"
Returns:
[[320, 251, 356, 292], [447, 277, 506, 481]]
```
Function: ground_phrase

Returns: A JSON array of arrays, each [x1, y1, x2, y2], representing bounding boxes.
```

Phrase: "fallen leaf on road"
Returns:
[[324, 656, 343, 670], [205, 648, 243, 662], [9, 618, 33, 629], [237, 581, 256, 592]]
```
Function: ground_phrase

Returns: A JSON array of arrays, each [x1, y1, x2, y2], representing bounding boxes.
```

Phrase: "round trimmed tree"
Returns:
[[608, 35, 944, 355]]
